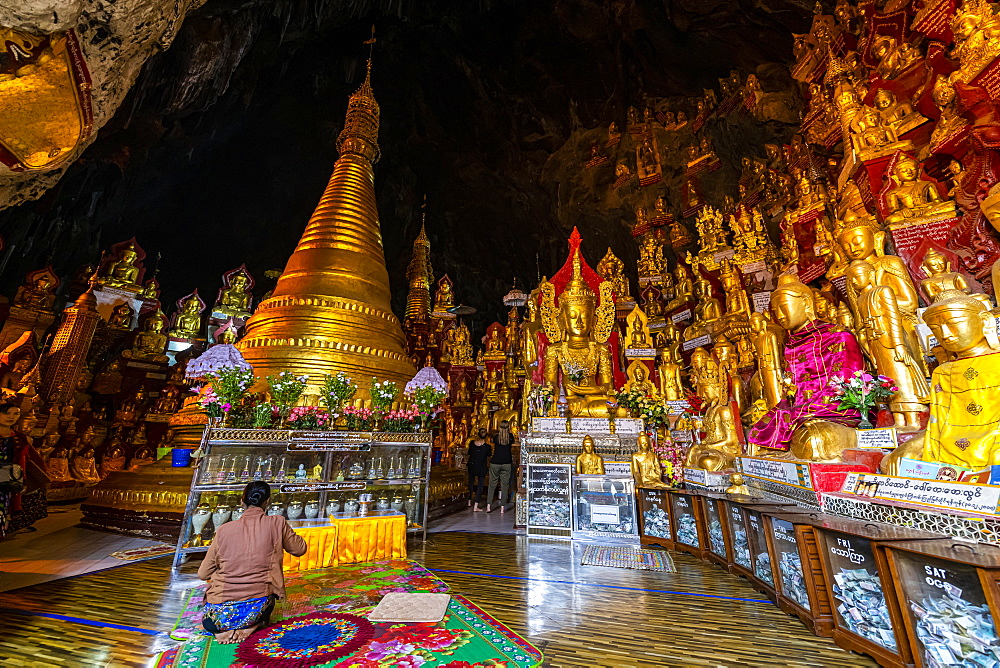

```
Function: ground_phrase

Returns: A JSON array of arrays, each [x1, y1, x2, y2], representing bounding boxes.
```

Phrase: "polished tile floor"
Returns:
[[0, 517, 879, 668]]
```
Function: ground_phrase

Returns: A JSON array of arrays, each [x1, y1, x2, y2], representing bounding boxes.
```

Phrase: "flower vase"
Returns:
[[277, 406, 292, 430], [857, 408, 874, 430]]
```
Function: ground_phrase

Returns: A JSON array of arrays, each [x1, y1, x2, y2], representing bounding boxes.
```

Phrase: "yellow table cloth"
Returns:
[[282, 513, 407, 572]]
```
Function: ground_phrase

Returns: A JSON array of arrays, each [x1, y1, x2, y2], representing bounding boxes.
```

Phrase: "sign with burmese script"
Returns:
[[841, 473, 1000, 517], [738, 457, 812, 489], [289, 431, 371, 451], [683, 335, 712, 351], [280, 481, 366, 493], [530, 417, 643, 434], [855, 428, 898, 450]]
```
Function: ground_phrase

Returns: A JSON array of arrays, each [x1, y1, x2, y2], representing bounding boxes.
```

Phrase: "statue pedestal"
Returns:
[[0, 307, 54, 351], [736, 456, 874, 506]]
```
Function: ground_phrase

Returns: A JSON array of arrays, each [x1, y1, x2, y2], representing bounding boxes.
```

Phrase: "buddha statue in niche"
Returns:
[[100, 244, 142, 291], [123, 312, 169, 363], [920, 248, 970, 303], [684, 348, 741, 471], [108, 303, 134, 329], [541, 249, 624, 418], [872, 88, 927, 136], [882, 291, 1000, 473], [658, 343, 684, 402], [623, 360, 657, 397], [14, 275, 56, 312], [170, 295, 204, 339], [883, 156, 957, 225], [215, 271, 253, 318]]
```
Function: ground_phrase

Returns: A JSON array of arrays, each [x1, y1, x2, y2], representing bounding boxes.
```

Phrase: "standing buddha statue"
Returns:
[[749, 311, 785, 410], [658, 342, 683, 401], [541, 236, 624, 417]]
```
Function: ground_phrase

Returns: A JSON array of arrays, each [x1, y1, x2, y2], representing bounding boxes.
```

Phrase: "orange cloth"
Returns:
[[334, 514, 408, 564], [281, 514, 408, 572]]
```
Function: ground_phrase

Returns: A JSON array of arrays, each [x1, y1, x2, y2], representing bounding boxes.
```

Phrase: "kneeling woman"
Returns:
[[198, 481, 308, 643]]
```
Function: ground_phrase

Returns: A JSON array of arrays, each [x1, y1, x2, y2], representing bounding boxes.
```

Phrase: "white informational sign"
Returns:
[[683, 334, 712, 351], [752, 291, 771, 313], [625, 348, 657, 358], [841, 473, 1000, 517], [741, 261, 766, 274], [665, 400, 689, 415], [671, 309, 692, 323], [685, 468, 708, 485], [671, 430, 693, 442], [739, 457, 812, 489], [604, 461, 632, 477], [590, 504, 622, 525], [531, 417, 643, 434], [898, 458, 945, 480], [855, 427, 898, 450], [638, 275, 662, 285]]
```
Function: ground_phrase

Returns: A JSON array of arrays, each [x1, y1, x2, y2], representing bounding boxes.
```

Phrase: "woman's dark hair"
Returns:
[[0, 403, 20, 415], [242, 481, 271, 508]]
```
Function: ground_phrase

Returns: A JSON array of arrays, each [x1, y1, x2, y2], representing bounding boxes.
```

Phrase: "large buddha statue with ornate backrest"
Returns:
[[123, 311, 169, 363], [541, 231, 624, 418], [882, 290, 1000, 473], [170, 294, 204, 339], [215, 270, 253, 319], [883, 155, 957, 225], [747, 274, 866, 460], [100, 243, 142, 291]]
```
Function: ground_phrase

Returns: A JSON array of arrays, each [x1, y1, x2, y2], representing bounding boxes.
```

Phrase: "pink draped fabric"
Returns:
[[748, 320, 865, 451]]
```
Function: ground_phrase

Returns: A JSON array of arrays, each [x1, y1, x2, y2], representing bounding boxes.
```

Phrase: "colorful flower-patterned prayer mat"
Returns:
[[169, 559, 449, 641], [155, 595, 543, 668], [580, 544, 676, 572], [235, 612, 374, 667]]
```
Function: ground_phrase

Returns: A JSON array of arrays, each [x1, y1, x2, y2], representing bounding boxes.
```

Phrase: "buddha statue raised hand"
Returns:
[[541, 246, 625, 418]]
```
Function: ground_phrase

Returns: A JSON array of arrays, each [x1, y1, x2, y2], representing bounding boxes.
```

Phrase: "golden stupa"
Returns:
[[238, 60, 415, 392]]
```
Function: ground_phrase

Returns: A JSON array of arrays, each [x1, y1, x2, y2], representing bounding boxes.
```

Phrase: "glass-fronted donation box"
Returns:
[[173, 429, 432, 567], [525, 463, 637, 541]]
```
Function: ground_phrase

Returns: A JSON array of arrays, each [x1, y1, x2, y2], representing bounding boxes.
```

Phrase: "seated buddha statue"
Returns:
[[0, 357, 32, 398], [152, 383, 182, 414], [637, 235, 665, 279], [124, 312, 169, 362], [623, 360, 657, 397], [433, 278, 455, 313], [455, 377, 472, 406], [685, 349, 741, 471], [851, 106, 913, 161], [47, 445, 73, 482], [683, 276, 723, 340], [627, 314, 651, 349], [747, 274, 867, 460], [14, 275, 56, 312], [883, 156, 957, 225], [575, 435, 605, 475], [632, 431, 669, 488], [667, 264, 694, 309], [872, 88, 927, 136], [100, 244, 142, 291], [70, 446, 101, 484], [99, 441, 127, 478], [541, 249, 625, 417], [170, 295, 204, 339], [108, 303, 135, 330], [719, 259, 751, 325], [215, 271, 253, 319], [920, 248, 970, 303], [596, 248, 632, 303]]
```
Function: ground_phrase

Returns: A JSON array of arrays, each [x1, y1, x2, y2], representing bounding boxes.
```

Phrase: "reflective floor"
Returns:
[[0, 530, 878, 667]]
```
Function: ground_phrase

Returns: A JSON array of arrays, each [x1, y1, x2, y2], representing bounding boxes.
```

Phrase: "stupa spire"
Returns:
[[238, 50, 414, 392], [404, 196, 433, 322]]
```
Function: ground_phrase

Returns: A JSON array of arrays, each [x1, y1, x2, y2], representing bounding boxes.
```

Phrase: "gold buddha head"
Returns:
[[498, 386, 513, 408], [144, 314, 165, 333], [183, 296, 201, 314], [893, 156, 920, 184], [770, 273, 816, 332], [923, 290, 1000, 357], [921, 248, 950, 277], [230, 272, 249, 290], [847, 260, 876, 293], [581, 434, 596, 453], [932, 74, 956, 108], [119, 247, 138, 265], [637, 430, 653, 452], [873, 88, 895, 111], [559, 252, 597, 337], [837, 224, 879, 261]]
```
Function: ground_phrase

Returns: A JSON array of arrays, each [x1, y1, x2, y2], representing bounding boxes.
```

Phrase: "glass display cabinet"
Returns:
[[172, 428, 432, 569], [571, 474, 638, 541]]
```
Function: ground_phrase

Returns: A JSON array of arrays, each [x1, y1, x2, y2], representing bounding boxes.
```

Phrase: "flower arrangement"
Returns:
[[288, 406, 332, 430], [197, 386, 226, 419], [828, 370, 898, 429], [252, 402, 276, 429], [562, 361, 587, 384], [268, 371, 309, 408], [527, 385, 555, 417], [615, 389, 667, 428], [382, 406, 421, 433], [652, 431, 685, 486], [321, 372, 357, 414], [404, 368, 448, 427], [343, 405, 376, 431], [210, 366, 256, 408], [370, 379, 399, 411]]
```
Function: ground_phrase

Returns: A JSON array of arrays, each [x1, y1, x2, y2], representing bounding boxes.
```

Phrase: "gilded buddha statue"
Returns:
[[719, 259, 751, 325], [596, 248, 632, 303], [750, 311, 785, 410], [747, 274, 866, 460], [170, 295, 204, 339], [433, 276, 455, 313], [541, 240, 624, 418], [683, 275, 723, 340], [491, 386, 520, 435], [637, 235, 666, 279], [623, 360, 657, 397], [883, 290, 1000, 473], [632, 431, 669, 488], [872, 88, 927, 136], [950, 0, 1000, 84], [685, 348, 741, 471], [215, 271, 253, 319], [669, 264, 694, 308], [920, 248, 970, 303], [13, 275, 56, 312], [850, 106, 913, 161], [108, 303, 134, 330], [627, 307, 651, 349], [871, 35, 921, 80], [100, 244, 142, 291], [575, 435, 605, 475], [883, 156, 957, 225], [123, 312, 169, 363], [658, 342, 684, 401], [848, 261, 929, 431]]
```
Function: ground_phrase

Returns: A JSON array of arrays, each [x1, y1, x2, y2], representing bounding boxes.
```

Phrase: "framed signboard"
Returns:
[[526, 464, 572, 535]]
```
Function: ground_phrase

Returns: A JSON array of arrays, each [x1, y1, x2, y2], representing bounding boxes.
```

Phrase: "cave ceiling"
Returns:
[[0, 0, 816, 329]]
